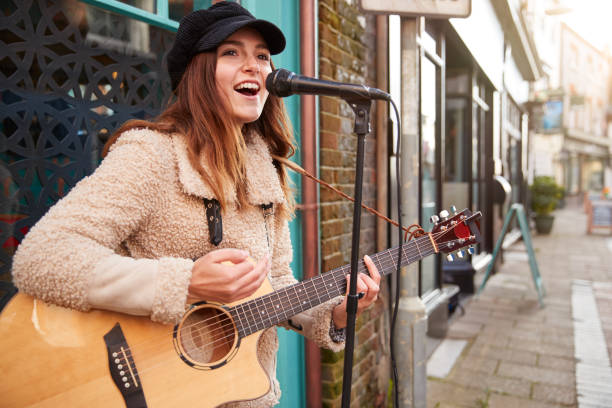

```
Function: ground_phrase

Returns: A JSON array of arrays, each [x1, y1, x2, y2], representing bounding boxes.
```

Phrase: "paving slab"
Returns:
[[532, 383, 576, 405]]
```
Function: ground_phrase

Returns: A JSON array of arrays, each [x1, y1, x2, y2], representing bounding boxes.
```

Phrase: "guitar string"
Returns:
[[110, 236, 466, 380], [126, 232, 439, 351], [110, 233, 470, 372], [165, 229, 446, 336], [173, 225, 467, 336], [111, 243, 440, 375], [168, 245, 442, 354], [107, 229, 469, 366], [147, 226, 459, 338], [109, 236, 443, 368], [112, 237, 467, 378], [106, 227, 470, 368], [115, 230, 436, 358]]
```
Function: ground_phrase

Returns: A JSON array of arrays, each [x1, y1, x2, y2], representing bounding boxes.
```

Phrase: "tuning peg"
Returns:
[[467, 247, 475, 255], [457, 250, 465, 259], [430, 215, 439, 224], [446, 253, 455, 262], [439, 209, 449, 220], [450, 205, 457, 214]]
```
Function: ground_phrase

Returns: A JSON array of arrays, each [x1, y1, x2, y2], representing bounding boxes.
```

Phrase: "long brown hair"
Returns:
[[103, 52, 296, 215]]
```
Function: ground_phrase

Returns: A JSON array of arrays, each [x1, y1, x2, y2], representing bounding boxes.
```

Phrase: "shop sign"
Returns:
[[570, 95, 585, 106], [539, 99, 563, 133], [359, 0, 471, 18]]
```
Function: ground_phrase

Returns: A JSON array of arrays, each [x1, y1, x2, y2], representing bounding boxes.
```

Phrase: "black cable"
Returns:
[[388, 99, 402, 408]]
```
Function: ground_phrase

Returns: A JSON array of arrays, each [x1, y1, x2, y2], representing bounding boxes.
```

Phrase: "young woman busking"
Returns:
[[12, 2, 380, 406]]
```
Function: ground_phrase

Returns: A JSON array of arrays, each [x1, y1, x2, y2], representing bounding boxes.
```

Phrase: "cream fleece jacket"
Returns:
[[12, 128, 344, 407]]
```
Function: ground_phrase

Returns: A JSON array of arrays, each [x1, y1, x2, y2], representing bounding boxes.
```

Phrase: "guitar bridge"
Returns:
[[104, 323, 148, 408]]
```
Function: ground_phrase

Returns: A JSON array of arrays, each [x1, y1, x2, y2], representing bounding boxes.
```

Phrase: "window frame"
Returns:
[[79, 0, 180, 31]]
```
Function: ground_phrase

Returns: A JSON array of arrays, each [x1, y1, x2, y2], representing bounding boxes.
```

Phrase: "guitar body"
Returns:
[[0, 279, 273, 407]]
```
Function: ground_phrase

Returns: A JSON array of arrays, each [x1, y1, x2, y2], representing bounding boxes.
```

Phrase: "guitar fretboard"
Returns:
[[230, 234, 436, 337]]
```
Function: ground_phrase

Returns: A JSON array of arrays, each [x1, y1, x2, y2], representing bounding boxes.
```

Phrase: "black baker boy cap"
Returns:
[[166, 1, 286, 90]]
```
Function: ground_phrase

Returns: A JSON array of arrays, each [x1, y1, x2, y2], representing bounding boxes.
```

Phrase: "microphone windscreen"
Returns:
[[266, 69, 293, 97]]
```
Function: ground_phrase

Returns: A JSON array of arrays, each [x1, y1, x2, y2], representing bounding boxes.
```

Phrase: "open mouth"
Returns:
[[234, 82, 259, 96]]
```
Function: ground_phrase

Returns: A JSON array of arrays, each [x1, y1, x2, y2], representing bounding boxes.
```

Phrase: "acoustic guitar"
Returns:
[[0, 208, 480, 407]]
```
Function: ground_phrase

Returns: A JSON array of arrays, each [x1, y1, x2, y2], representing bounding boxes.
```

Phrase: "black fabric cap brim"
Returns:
[[195, 18, 285, 55]]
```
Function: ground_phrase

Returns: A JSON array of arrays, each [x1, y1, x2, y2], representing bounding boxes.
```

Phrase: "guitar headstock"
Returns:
[[430, 207, 482, 261]]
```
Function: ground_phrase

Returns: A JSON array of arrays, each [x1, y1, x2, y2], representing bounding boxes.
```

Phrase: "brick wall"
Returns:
[[318, 1, 390, 406]]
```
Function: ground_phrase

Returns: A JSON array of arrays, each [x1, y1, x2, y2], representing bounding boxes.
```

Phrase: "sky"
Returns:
[[559, 0, 612, 53]]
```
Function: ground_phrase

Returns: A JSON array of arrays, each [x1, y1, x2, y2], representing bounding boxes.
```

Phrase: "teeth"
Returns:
[[235, 82, 259, 91]]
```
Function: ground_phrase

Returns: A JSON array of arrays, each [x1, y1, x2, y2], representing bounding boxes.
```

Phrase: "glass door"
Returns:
[[505, 97, 524, 206], [420, 56, 438, 295], [418, 23, 443, 297], [444, 70, 471, 215], [471, 77, 492, 253]]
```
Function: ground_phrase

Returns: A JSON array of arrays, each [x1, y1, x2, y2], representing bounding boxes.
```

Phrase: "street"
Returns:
[[427, 200, 612, 407]]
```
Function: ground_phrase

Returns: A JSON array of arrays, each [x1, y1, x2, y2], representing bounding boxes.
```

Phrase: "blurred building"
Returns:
[[526, 1, 612, 196], [387, 0, 543, 315], [383, 0, 543, 404]]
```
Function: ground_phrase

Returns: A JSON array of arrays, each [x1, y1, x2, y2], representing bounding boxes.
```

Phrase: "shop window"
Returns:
[[471, 104, 480, 210], [583, 159, 604, 192], [444, 68, 472, 254], [569, 43, 578, 69], [471, 76, 492, 253], [170, 0, 212, 21], [447, 71, 470, 94], [568, 155, 580, 194], [444, 97, 469, 210], [420, 56, 438, 296], [412, 17, 445, 297]]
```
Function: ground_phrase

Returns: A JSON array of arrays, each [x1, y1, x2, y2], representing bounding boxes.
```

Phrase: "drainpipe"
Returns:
[[376, 15, 389, 253], [299, 1, 321, 407]]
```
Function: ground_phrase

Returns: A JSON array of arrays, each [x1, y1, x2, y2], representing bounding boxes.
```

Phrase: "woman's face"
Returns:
[[215, 28, 273, 126]]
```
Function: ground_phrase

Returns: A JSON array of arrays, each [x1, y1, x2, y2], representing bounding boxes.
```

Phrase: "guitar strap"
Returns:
[[261, 203, 274, 253], [203, 198, 222, 246], [201, 156, 425, 248], [203, 198, 275, 248], [273, 156, 425, 241]]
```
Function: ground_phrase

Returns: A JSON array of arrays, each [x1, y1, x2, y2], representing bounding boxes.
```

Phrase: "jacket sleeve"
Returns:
[[269, 214, 345, 352], [11, 130, 193, 324]]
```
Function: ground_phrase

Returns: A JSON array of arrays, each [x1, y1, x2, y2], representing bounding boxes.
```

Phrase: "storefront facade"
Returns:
[[389, 0, 539, 317], [0, 0, 309, 405], [387, 6, 540, 404]]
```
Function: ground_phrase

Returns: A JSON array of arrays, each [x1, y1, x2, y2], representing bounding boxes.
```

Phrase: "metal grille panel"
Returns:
[[0, 0, 175, 280]]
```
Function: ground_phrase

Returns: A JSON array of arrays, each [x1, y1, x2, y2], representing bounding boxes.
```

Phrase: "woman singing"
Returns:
[[12, 2, 380, 406]]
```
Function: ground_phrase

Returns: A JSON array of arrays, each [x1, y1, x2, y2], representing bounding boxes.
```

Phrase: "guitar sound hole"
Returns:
[[176, 304, 237, 368]]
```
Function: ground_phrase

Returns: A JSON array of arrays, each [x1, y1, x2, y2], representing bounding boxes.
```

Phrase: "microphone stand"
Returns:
[[341, 97, 371, 408]]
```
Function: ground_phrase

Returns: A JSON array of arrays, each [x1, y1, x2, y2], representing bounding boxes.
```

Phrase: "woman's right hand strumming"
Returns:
[[188, 248, 270, 304]]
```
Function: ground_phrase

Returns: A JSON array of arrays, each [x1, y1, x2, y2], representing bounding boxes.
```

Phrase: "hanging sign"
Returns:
[[359, 0, 471, 18]]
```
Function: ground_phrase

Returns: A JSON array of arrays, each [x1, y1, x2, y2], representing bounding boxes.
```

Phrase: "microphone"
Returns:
[[266, 68, 390, 101]]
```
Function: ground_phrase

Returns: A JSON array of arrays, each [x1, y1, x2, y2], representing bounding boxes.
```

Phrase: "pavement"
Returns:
[[426, 200, 612, 408]]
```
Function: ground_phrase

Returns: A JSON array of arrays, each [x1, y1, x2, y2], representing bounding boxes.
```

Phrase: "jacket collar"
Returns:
[[171, 132, 286, 206]]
